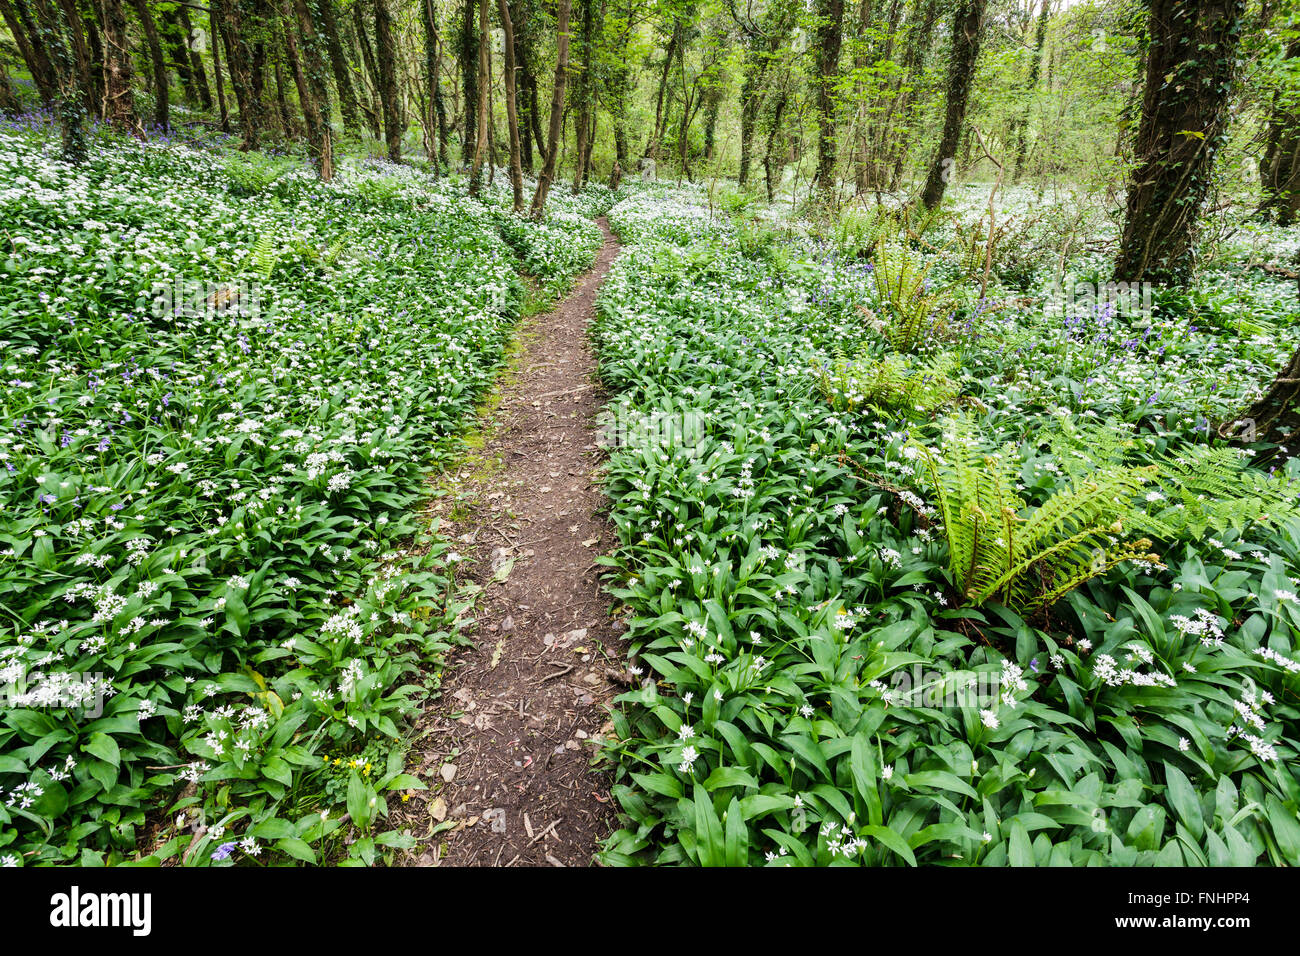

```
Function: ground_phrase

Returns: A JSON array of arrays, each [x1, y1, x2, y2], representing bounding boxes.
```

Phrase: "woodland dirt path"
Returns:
[[400, 219, 628, 867]]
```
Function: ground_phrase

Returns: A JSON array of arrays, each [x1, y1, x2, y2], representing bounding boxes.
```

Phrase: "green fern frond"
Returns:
[[250, 234, 278, 280], [904, 416, 1157, 613]]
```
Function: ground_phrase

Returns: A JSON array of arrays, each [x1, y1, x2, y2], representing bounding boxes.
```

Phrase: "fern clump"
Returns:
[[866, 238, 955, 352], [815, 349, 960, 417], [1043, 417, 1300, 539], [222, 152, 297, 196], [905, 416, 1160, 613]]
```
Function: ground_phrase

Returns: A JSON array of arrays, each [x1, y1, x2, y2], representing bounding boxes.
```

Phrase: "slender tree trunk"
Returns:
[[161, 6, 197, 105], [98, 0, 139, 133], [182, 7, 214, 109], [498, 0, 525, 210], [373, 0, 402, 160], [647, 19, 680, 160], [571, 0, 595, 192], [0, 58, 19, 114], [422, 0, 445, 166], [919, 0, 986, 208], [209, 4, 230, 130], [1262, 34, 1300, 225], [129, 0, 168, 131], [1011, 0, 1051, 179], [459, 0, 478, 164], [813, 0, 844, 200], [272, 23, 298, 134], [467, 0, 489, 193], [0, 0, 57, 106], [215, 0, 265, 146], [1114, 0, 1247, 282], [318, 0, 360, 132], [702, 84, 721, 161], [31, 0, 87, 159], [349, 1, 382, 136], [292, 0, 334, 179], [513, 0, 535, 172], [530, 0, 570, 219], [737, 36, 761, 187]]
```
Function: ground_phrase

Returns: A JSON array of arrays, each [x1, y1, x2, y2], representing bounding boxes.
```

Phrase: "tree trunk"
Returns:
[[209, 3, 230, 131], [1262, 34, 1300, 225], [215, 0, 266, 146], [764, 90, 787, 203], [129, 0, 168, 131], [737, 38, 761, 187], [0, 0, 57, 106], [529, 0, 570, 219], [373, 0, 402, 161], [318, 0, 360, 132], [1011, 0, 1050, 179], [1224, 346, 1300, 449], [571, 0, 595, 192], [98, 0, 139, 133], [31, 0, 88, 159], [919, 0, 986, 208], [58, 0, 95, 115], [513, 0, 535, 172], [273, 30, 298, 137], [647, 19, 680, 160], [181, 7, 214, 108], [1114, 0, 1247, 282], [161, 6, 197, 105], [813, 0, 844, 200], [498, 0, 525, 210], [351, 0, 383, 137], [458, 0, 477, 164], [467, 0, 489, 193], [291, 0, 334, 179]]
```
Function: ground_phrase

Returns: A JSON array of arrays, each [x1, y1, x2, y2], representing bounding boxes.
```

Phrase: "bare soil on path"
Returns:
[[398, 219, 628, 867]]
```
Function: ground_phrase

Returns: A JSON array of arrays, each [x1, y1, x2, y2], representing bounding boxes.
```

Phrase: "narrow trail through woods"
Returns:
[[401, 219, 627, 866]]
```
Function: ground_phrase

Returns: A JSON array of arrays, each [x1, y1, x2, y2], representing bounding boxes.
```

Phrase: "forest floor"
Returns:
[[396, 219, 629, 866]]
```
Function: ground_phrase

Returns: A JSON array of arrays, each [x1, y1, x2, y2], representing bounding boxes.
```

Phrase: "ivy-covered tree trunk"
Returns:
[[129, 0, 168, 131], [161, 6, 198, 106], [290, 0, 334, 180], [1225, 347, 1300, 449], [348, 2, 382, 136], [0, 58, 20, 114], [423, 0, 448, 169], [215, 0, 267, 147], [31, 0, 88, 159], [1011, 0, 1050, 179], [459, 0, 478, 164], [98, 0, 140, 133], [498, 0, 525, 210], [467, 0, 489, 193], [273, 31, 298, 135], [530, 0, 570, 219], [1262, 34, 1300, 225], [58, 0, 96, 114], [813, 0, 844, 200], [209, 3, 230, 131], [1114, 0, 1247, 283], [0, 0, 58, 106], [571, 0, 596, 192], [317, 0, 360, 133], [919, 0, 985, 208], [373, 0, 403, 161]]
